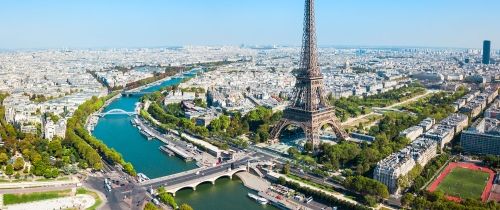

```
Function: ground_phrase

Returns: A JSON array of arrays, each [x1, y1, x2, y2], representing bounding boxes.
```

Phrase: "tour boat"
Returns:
[[248, 193, 269, 205]]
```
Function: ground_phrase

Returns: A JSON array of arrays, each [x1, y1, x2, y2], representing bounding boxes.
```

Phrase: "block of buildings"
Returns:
[[439, 113, 469, 134], [399, 126, 423, 141], [373, 152, 416, 194], [485, 99, 500, 120], [418, 118, 435, 132], [374, 137, 437, 194], [460, 101, 483, 118], [460, 118, 500, 155], [424, 125, 454, 150]]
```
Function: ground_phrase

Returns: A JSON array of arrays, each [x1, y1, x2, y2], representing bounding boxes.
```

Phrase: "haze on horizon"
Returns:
[[0, 0, 498, 50]]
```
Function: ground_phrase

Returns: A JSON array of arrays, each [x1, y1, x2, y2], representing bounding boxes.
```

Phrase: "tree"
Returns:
[[363, 195, 377, 207], [158, 192, 177, 208], [287, 147, 300, 158], [0, 153, 8, 165], [219, 115, 230, 130], [401, 193, 415, 207], [282, 162, 291, 175], [179, 203, 194, 210], [48, 139, 63, 157], [5, 164, 14, 175], [123, 162, 137, 176], [13, 157, 25, 171], [144, 202, 158, 210], [344, 176, 389, 199]]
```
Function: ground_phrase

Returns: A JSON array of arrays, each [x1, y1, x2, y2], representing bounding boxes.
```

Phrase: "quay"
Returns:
[[135, 117, 198, 162], [163, 144, 194, 161]]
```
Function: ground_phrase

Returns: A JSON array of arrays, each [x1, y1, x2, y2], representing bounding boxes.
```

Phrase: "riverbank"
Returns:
[[91, 68, 280, 210]]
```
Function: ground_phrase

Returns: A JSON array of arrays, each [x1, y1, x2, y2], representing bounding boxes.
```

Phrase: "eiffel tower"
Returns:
[[269, 0, 348, 149]]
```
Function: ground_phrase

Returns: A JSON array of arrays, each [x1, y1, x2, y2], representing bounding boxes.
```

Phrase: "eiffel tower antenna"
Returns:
[[269, 0, 348, 149]]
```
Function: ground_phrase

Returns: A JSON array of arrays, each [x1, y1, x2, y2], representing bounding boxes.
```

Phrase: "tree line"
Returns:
[[65, 95, 136, 175], [277, 177, 370, 210]]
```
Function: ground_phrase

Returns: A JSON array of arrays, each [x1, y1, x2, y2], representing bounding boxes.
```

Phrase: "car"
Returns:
[[105, 184, 112, 192]]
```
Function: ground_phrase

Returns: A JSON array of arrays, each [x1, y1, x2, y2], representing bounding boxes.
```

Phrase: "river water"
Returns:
[[92, 73, 275, 210]]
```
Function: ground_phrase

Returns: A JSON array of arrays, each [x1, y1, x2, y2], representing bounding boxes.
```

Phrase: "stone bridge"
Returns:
[[163, 166, 247, 196], [139, 157, 254, 196]]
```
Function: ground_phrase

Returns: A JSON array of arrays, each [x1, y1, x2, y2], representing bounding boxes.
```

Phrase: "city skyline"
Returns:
[[1, 0, 500, 209], [1, 0, 499, 49]]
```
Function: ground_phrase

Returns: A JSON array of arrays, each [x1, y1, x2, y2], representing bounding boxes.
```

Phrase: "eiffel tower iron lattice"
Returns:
[[269, 0, 348, 149]]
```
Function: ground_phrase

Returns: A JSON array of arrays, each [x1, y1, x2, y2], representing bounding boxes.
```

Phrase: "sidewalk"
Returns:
[[0, 177, 80, 190]]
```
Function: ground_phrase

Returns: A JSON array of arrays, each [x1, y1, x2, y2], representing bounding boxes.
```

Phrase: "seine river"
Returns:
[[92, 74, 276, 210]]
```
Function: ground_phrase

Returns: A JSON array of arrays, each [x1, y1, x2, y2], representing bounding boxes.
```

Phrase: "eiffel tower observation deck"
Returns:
[[269, 0, 348, 149]]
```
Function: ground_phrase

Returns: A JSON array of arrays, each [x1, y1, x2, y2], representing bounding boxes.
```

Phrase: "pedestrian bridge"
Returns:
[[96, 109, 137, 117]]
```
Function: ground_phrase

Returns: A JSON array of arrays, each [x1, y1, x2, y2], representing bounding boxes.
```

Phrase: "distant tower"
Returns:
[[343, 61, 352, 73], [269, 0, 348, 149], [483, 40, 491, 65]]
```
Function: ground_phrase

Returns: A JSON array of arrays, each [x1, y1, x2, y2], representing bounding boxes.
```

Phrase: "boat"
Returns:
[[139, 129, 153, 140], [159, 145, 175, 156], [248, 193, 268, 205], [137, 173, 150, 182]]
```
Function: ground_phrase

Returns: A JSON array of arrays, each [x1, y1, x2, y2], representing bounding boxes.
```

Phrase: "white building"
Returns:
[[418, 118, 435, 132], [43, 117, 67, 140], [399, 126, 423, 141], [374, 137, 437, 194]]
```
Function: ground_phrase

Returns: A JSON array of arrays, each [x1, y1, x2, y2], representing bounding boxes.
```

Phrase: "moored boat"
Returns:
[[248, 193, 268, 205]]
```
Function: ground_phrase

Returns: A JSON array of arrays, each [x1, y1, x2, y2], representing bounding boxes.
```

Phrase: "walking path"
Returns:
[[0, 177, 79, 190], [5, 194, 95, 210], [235, 172, 270, 192]]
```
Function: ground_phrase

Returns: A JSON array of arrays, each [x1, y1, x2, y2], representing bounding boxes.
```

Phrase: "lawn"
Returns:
[[3, 189, 71, 205], [436, 167, 490, 200]]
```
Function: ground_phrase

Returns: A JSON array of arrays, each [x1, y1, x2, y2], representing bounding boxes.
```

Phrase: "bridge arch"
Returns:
[[163, 167, 248, 196], [198, 180, 216, 186], [174, 185, 197, 194], [99, 109, 136, 116], [214, 174, 232, 182]]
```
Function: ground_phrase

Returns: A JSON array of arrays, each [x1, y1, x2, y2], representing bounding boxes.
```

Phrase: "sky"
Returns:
[[0, 0, 499, 49]]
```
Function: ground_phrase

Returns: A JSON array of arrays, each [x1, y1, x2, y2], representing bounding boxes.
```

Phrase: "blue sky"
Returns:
[[0, 0, 498, 49]]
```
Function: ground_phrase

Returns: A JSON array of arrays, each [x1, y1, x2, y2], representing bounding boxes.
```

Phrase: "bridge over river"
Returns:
[[94, 109, 137, 117], [139, 157, 256, 196]]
